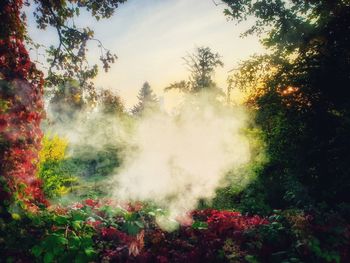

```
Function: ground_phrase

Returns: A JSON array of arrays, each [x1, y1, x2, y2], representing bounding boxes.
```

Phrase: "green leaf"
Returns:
[[84, 247, 97, 258], [31, 245, 43, 257], [147, 211, 156, 217], [74, 252, 88, 263], [123, 222, 140, 235], [55, 215, 68, 225], [44, 252, 54, 263], [72, 211, 87, 221], [80, 236, 93, 247], [44, 233, 68, 250], [192, 221, 208, 230], [69, 236, 81, 248], [135, 220, 144, 228], [125, 212, 138, 221], [72, 220, 82, 231], [53, 246, 64, 256], [245, 255, 259, 263]]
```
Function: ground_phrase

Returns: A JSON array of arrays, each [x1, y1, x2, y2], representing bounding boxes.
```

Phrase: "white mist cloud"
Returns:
[[44, 90, 254, 227], [112, 93, 251, 218]]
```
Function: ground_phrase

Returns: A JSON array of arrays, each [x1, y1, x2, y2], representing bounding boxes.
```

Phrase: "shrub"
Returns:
[[38, 134, 78, 198]]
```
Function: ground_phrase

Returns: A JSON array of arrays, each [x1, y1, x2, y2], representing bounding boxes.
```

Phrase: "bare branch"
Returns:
[[211, 0, 225, 6]]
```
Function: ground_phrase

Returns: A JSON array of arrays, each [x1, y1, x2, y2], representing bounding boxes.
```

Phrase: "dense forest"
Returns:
[[1, 0, 350, 262]]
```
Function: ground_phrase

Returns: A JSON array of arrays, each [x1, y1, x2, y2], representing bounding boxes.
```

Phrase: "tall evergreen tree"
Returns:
[[131, 82, 159, 115]]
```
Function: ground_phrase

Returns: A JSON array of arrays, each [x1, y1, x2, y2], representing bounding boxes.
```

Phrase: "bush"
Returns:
[[1, 199, 349, 262], [38, 134, 78, 198]]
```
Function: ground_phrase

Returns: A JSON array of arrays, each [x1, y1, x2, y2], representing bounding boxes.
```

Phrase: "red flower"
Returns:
[[84, 199, 99, 208]]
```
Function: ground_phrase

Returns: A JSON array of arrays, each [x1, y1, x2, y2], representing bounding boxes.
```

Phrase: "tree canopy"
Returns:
[[98, 89, 125, 115], [224, 0, 350, 208], [29, 0, 126, 94], [0, 0, 127, 209]]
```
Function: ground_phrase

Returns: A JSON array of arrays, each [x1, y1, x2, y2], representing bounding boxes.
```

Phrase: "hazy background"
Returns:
[[26, 0, 264, 110]]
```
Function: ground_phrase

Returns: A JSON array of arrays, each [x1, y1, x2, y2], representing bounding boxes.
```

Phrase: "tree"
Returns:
[[31, 0, 126, 92], [131, 82, 159, 115], [98, 89, 125, 115], [1, 0, 46, 210], [0, 0, 126, 210], [31, 0, 127, 114], [165, 47, 224, 95], [48, 80, 87, 124], [223, 0, 350, 208]]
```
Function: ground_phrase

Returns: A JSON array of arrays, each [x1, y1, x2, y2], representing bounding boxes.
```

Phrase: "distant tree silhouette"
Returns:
[[132, 82, 159, 115], [165, 47, 224, 96], [98, 89, 125, 116]]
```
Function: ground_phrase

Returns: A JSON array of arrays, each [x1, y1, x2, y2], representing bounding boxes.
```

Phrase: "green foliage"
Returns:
[[308, 238, 340, 263], [64, 145, 121, 178], [38, 134, 78, 198], [55, 144, 122, 200], [1, 200, 349, 262], [223, 0, 350, 210], [27, 0, 127, 92], [1, 206, 97, 262], [242, 209, 347, 263], [121, 212, 145, 235], [43, 89, 128, 200], [98, 89, 125, 115], [3, 1, 349, 261], [211, 126, 270, 215], [30, 212, 97, 263], [192, 220, 208, 230]]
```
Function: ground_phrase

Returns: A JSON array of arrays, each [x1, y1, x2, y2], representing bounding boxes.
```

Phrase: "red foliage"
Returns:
[[206, 209, 268, 234], [118, 201, 144, 212], [94, 207, 269, 262], [101, 227, 123, 240], [87, 219, 102, 229], [84, 199, 100, 208], [0, 0, 46, 208]]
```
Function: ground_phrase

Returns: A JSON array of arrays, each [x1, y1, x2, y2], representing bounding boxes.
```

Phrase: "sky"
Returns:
[[26, 0, 265, 109]]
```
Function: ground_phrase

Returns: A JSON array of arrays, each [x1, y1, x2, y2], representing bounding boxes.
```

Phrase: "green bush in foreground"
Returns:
[[38, 135, 78, 198]]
